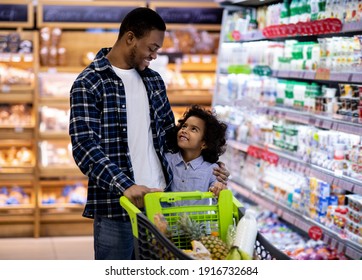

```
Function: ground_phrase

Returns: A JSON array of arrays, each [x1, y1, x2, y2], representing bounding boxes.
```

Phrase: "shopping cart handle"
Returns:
[[149, 191, 214, 203], [120, 196, 141, 238]]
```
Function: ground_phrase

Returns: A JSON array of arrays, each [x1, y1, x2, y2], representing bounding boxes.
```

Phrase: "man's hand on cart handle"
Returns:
[[123, 185, 163, 208], [213, 161, 230, 185]]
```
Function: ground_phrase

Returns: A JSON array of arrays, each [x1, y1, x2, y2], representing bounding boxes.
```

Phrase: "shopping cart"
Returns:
[[120, 190, 290, 260]]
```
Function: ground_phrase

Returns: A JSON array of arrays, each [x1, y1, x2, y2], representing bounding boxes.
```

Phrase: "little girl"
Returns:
[[166, 105, 228, 203]]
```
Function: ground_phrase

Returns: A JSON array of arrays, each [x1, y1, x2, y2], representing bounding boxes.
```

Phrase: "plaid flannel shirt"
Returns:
[[69, 48, 175, 219]]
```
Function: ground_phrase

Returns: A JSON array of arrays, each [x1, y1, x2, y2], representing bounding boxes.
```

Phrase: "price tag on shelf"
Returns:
[[295, 219, 310, 232], [316, 119, 324, 128], [320, 120, 332, 129], [304, 71, 316, 80], [23, 53, 34, 63], [338, 180, 354, 192], [323, 234, 330, 244], [47, 67, 57, 74], [301, 115, 310, 124], [282, 212, 295, 224], [289, 70, 305, 79], [331, 121, 339, 131], [334, 169, 344, 178], [320, 173, 334, 184], [1, 85, 10, 93], [190, 55, 201, 63], [315, 68, 330, 80], [309, 168, 319, 178], [278, 70, 290, 78], [345, 246, 362, 260], [351, 72, 362, 83], [337, 123, 358, 135], [329, 72, 352, 82], [337, 242, 345, 254], [353, 184, 362, 195], [14, 127, 24, 133], [309, 117, 316, 126], [276, 207, 283, 217], [355, 126, 362, 136], [330, 238, 338, 249]]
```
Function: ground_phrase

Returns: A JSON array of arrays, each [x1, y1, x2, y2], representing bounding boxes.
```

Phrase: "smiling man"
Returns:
[[69, 7, 174, 260], [69, 7, 229, 260]]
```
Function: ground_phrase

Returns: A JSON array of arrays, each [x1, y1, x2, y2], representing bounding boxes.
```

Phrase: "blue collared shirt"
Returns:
[[69, 48, 175, 219], [165, 152, 218, 205]]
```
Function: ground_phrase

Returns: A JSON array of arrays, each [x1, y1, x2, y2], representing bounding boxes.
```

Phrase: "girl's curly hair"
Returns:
[[169, 105, 227, 163]]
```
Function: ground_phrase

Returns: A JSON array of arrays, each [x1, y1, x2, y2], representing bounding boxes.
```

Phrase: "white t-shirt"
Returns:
[[112, 66, 166, 189]]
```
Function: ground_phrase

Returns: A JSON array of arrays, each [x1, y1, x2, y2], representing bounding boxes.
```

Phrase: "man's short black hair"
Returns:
[[118, 7, 166, 39]]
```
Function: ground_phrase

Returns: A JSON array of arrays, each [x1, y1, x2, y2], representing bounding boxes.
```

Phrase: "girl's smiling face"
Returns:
[[177, 116, 206, 155]]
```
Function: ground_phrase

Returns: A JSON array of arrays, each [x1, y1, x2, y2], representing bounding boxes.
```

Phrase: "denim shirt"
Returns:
[[165, 152, 218, 206], [69, 48, 175, 218]]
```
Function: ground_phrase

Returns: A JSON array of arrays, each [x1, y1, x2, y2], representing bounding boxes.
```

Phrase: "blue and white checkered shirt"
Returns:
[[69, 48, 175, 219]]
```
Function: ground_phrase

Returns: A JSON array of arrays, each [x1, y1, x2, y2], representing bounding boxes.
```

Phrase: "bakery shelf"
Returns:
[[167, 91, 212, 105], [38, 97, 69, 106], [0, 92, 33, 103], [39, 131, 69, 140], [0, 205, 35, 217], [38, 166, 84, 179], [0, 127, 34, 139]]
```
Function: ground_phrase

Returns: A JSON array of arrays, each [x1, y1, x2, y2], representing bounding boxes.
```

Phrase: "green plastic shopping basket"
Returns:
[[120, 190, 290, 260]]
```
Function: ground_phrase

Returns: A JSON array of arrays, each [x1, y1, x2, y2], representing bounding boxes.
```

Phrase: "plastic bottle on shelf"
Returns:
[[280, 0, 291, 24], [289, 0, 300, 23]]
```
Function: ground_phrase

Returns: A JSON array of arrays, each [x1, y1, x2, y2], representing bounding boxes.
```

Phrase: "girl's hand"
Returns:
[[209, 181, 227, 197]]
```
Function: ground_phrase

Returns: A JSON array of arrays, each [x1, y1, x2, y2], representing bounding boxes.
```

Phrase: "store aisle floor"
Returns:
[[0, 236, 94, 260]]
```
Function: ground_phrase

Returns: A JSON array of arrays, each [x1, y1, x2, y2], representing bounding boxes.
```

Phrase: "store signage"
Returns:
[[308, 225, 323, 240], [41, 5, 137, 24], [154, 7, 223, 25], [0, 4, 28, 22]]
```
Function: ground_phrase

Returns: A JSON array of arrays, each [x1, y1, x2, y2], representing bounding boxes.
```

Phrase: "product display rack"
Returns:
[[214, 1, 362, 259], [0, 0, 223, 237], [0, 0, 39, 237]]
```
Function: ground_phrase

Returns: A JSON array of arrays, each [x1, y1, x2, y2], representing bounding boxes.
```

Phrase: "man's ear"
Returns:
[[126, 31, 135, 44]]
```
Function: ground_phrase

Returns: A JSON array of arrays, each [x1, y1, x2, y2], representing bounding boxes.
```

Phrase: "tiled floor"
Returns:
[[0, 236, 94, 260]]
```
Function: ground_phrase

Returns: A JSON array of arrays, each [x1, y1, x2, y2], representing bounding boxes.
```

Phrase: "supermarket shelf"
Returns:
[[167, 92, 213, 105], [222, 20, 362, 42], [39, 166, 85, 179], [0, 205, 34, 218], [0, 84, 34, 93], [227, 139, 362, 195], [273, 69, 362, 84], [0, 92, 33, 103], [39, 131, 70, 140], [39, 96, 69, 106], [229, 180, 362, 260], [0, 166, 35, 175], [260, 106, 362, 136], [0, 127, 34, 139]]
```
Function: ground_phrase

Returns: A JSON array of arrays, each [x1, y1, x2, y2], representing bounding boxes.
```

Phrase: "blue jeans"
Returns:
[[93, 215, 135, 260]]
